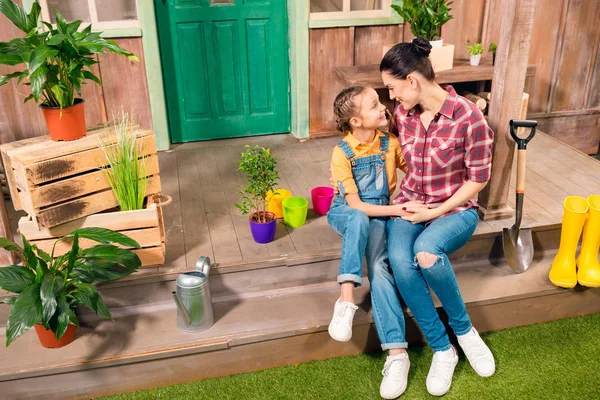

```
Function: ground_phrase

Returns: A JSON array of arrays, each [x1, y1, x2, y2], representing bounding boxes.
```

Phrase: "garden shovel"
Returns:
[[503, 119, 537, 274]]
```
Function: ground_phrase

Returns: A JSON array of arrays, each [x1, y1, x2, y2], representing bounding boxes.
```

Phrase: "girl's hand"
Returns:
[[328, 168, 340, 194], [401, 206, 440, 224]]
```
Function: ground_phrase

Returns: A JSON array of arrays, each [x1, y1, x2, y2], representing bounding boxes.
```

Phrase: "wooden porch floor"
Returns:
[[156, 131, 599, 270]]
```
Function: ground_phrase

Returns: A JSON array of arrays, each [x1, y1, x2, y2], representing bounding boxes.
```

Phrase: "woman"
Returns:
[[380, 37, 496, 397]]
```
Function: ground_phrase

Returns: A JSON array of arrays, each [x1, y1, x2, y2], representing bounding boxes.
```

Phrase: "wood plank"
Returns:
[[0, 152, 21, 210], [532, 112, 600, 155], [28, 155, 160, 208], [24, 134, 157, 185], [440, 0, 486, 60], [31, 228, 163, 255], [333, 60, 537, 88], [0, 193, 16, 265], [157, 151, 186, 270], [134, 246, 165, 268], [176, 150, 214, 268], [79, 57, 107, 127], [97, 38, 153, 130], [550, 0, 600, 111], [18, 205, 159, 240], [588, 29, 600, 109], [354, 25, 403, 66], [35, 176, 161, 229], [477, 0, 537, 219], [309, 27, 355, 135]]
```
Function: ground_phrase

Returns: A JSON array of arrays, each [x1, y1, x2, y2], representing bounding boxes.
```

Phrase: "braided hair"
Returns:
[[333, 85, 368, 133]]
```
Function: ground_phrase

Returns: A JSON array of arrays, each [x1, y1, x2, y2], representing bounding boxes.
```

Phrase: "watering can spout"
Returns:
[[172, 291, 192, 328]]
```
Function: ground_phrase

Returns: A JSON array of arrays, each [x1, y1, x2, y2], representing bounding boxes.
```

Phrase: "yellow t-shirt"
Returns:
[[330, 130, 407, 198]]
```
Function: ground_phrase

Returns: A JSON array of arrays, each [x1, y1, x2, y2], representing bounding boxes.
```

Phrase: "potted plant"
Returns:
[[390, 0, 454, 71], [488, 42, 497, 65], [235, 145, 279, 244], [0, 227, 141, 348], [0, 0, 139, 141], [467, 42, 484, 66]]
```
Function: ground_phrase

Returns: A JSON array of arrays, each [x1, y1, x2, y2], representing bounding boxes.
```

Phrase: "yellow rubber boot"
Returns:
[[577, 195, 600, 287], [549, 196, 589, 288]]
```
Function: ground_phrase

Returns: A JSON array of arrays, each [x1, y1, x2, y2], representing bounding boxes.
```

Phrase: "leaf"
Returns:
[[66, 229, 79, 275], [55, 293, 70, 340], [32, 244, 52, 263], [40, 275, 59, 325], [21, 234, 40, 271], [2, 296, 17, 305], [82, 70, 101, 85], [0, 0, 30, 32], [26, 1, 41, 32], [28, 45, 58, 75], [0, 53, 22, 66], [81, 245, 141, 270], [0, 70, 22, 86], [68, 227, 141, 249], [0, 237, 22, 253], [0, 266, 35, 293], [52, 7, 68, 34], [70, 282, 112, 320], [73, 259, 137, 283], [5, 283, 42, 346], [30, 62, 47, 102], [50, 83, 71, 108], [46, 33, 68, 47], [67, 20, 82, 35]]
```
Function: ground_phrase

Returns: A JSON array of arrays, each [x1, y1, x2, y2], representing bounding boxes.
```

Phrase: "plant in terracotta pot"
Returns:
[[235, 145, 279, 244], [488, 42, 497, 65], [0, 228, 141, 348], [0, 0, 139, 141], [467, 42, 484, 66]]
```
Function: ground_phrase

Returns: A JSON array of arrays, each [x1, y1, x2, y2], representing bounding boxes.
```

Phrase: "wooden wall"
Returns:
[[310, 0, 600, 154], [0, 2, 152, 145]]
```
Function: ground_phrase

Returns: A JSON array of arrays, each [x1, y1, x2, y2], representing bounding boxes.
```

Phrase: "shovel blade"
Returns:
[[503, 226, 534, 273]]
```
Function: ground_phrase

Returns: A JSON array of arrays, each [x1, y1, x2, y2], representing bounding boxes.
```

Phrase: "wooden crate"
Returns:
[[18, 195, 167, 268], [0, 125, 161, 229]]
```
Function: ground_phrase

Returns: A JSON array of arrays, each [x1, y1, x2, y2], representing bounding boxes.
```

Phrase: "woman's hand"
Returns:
[[401, 206, 441, 224]]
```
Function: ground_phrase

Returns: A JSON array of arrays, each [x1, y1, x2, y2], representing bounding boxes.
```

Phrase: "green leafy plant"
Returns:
[[0, 228, 141, 346], [488, 42, 497, 53], [234, 145, 279, 223], [391, 0, 454, 41], [99, 110, 148, 211], [467, 42, 484, 56], [0, 0, 138, 110]]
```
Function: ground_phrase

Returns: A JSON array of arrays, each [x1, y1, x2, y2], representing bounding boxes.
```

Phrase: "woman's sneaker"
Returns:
[[457, 327, 495, 377], [380, 353, 410, 399], [426, 346, 458, 396], [327, 299, 358, 341]]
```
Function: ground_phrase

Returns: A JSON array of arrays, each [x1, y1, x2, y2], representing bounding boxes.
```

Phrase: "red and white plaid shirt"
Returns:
[[391, 85, 494, 214]]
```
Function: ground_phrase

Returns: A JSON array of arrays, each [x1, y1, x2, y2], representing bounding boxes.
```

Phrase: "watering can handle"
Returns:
[[196, 256, 211, 276], [509, 120, 537, 150]]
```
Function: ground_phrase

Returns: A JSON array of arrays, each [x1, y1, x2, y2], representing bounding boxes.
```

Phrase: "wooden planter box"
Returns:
[[0, 125, 161, 229], [18, 195, 167, 268]]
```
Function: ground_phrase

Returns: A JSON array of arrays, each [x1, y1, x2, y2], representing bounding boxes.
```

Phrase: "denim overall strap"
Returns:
[[337, 140, 355, 160], [379, 132, 389, 153]]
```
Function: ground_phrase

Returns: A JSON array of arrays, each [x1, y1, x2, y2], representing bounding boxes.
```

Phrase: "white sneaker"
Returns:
[[457, 327, 495, 377], [426, 346, 458, 396], [380, 353, 410, 399], [327, 299, 358, 342]]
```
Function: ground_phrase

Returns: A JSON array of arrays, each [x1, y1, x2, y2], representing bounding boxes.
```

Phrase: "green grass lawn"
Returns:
[[104, 313, 600, 400]]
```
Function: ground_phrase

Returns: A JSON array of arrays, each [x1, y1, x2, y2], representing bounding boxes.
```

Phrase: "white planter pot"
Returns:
[[470, 54, 482, 66], [429, 38, 444, 48]]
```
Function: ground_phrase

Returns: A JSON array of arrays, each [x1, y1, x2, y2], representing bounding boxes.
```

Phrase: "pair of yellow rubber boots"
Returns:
[[549, 195, 600, 288]]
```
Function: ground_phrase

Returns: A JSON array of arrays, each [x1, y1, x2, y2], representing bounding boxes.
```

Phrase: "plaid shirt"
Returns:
[[391, 85, 494, 214]]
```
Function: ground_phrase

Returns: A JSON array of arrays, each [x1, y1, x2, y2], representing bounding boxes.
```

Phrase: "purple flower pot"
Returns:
[[249, 212, 277, 244]]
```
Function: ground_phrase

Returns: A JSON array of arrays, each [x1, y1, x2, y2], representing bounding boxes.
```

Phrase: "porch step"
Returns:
[[1, 251, 599, 400]]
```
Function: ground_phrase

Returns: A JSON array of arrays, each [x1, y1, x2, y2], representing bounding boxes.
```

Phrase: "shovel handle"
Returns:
[[516, 150, 526, 193], [510, 120, 537, 150]]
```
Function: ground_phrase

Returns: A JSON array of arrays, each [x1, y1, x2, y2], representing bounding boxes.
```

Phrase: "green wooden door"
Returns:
[[155, 0, 290, 142]]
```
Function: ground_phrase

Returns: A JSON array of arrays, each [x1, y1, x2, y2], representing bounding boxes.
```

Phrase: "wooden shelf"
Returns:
[[333, 59, 536, 88]]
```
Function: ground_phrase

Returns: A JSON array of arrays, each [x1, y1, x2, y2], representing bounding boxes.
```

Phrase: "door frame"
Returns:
[[140, 1, 309, 150]]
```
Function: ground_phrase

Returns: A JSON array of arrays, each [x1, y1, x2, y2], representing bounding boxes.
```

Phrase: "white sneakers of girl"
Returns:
[[457, 327, 496, 377], [426, 346, 459, 396], [328, 299, 358, 342], [380, 353, 410, 399]]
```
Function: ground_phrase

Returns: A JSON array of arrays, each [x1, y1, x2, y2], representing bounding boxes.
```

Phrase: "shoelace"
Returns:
[[334, 304, 354, 327], [382, 357, 407, 379], [462, 336, 489, 362], [429, 357, 454, 381]]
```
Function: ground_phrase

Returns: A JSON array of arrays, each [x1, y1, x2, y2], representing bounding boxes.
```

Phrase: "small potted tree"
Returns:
[[235, 145, 279, 244], [467, 42, 484, 66], [488, 42, 497, 65], [390, 0, 454, 71], [0, 0, 138, 141], [0, 228, 141, 348]]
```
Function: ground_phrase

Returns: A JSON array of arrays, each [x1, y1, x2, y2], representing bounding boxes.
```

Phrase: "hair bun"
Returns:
[[412, 37, 432, 57]]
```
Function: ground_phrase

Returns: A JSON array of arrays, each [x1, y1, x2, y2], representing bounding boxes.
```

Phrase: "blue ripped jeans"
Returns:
[[327, 205, 408, 350], [387, 208, 479, 352]]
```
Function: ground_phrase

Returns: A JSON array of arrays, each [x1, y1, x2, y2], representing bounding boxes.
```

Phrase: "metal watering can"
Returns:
[[172, 256, 215, 332]]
